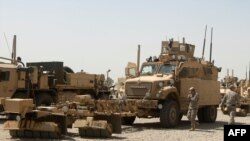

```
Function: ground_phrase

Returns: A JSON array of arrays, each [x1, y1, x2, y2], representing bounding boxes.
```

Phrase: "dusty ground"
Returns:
[[0, 109, 249, 141]]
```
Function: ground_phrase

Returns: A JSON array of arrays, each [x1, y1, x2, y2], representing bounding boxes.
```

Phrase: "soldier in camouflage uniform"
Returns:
[[220, 85, 240, 125], [187, 87, 199, 131]]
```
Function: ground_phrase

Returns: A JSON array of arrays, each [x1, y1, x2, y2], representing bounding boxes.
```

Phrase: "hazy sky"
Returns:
[[0, 0, 250, 82]]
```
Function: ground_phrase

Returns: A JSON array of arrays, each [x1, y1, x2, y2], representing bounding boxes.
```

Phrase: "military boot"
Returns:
[[189, 124, 195, 131]]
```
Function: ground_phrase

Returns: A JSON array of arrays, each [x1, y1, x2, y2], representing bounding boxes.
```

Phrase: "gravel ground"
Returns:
[[0, 109, 249, 141]]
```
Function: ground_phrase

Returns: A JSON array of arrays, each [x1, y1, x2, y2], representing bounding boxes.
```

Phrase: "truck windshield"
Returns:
[[140, 64, 157, 75], [158, 64, 176, 74]]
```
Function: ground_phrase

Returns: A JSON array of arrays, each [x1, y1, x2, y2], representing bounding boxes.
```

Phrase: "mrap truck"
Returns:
[[123, 38, 222, 127]]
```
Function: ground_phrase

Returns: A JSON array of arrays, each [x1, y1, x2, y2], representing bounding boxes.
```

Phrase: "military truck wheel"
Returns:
[[203, 106, 217, 122], [122, 116, 136, 125], [160, 100, 180, 128], [35, 93, 53, 106]]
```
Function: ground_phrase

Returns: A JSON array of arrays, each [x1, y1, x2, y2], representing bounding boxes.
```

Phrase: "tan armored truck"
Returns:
[[220, 75, 250, 117], [124, 38, 221, 127], [0, 36, 111, 112], [220, 70, 239, 98]]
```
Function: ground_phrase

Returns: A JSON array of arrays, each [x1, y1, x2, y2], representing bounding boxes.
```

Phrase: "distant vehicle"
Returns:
[[220, 71, 250, 117]]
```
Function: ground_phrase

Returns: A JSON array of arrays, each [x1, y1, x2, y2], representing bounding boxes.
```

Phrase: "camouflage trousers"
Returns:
[[227, 106, 236, 125], [187, 108, 198, 127]]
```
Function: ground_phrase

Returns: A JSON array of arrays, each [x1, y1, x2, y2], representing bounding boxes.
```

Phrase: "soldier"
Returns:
[[220, 85, 240, 125], [187, 87, 199, 131]]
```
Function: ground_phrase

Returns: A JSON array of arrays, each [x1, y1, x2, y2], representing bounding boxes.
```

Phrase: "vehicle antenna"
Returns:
[[201, 25, 207, 60], [209, 27, 213, 63]]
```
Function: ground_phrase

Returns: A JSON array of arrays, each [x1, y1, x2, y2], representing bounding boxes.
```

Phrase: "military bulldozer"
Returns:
[[0, 35, 112, 113], [3, 96, 125, 139], [123, 37, 222, 127]]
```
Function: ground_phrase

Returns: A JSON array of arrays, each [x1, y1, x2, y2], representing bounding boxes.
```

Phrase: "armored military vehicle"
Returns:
[[220, 69, 240, 98], [220, 74, 250, 117], [0, 35, 112, 112], [124, 37, 221, 127]]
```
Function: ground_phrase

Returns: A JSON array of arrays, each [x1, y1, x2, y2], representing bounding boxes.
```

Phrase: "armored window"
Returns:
[[159, 64, 176, 74], [179, 67, 198, 78], [141, 64, 156, 75], [180, 45, 186, 52], [189, 46, 194, 53], [0, 71, 10, 81], [162, 47, 169, 54], [128, 68, 136, 76]]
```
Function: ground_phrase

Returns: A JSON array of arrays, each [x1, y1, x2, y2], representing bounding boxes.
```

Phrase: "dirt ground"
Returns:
[[0, 109, 249, 141]]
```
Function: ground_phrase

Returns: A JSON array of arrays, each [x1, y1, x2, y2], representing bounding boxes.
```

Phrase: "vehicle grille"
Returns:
[[126, 82, 152, 97]]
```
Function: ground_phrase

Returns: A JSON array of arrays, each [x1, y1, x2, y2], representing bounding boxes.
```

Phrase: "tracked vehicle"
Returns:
[[3, 96, 126, 138]]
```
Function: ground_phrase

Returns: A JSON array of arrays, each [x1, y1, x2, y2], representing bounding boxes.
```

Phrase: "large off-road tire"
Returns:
[[122, 116, 136, 125], [160, 100, 180, 128], [199, 106, 217, 123], [35, 93, 53, 106]]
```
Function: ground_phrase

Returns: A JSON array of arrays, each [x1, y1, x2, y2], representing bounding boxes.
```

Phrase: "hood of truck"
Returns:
[[125, 74, 173, 99], [126, 74, 173, 83]]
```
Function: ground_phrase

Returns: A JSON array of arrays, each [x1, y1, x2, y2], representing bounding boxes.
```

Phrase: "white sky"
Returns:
[[0, 0, 250, 81]]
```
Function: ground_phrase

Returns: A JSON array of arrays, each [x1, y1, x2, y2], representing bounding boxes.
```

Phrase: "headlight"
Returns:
[[145, 91, 151, 97], [16, 115, 21, 121], [158, 104, 163, 109], [169, 79, 174, 85], [159, 81, 164, 87], [156, 90, 162, 98]]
